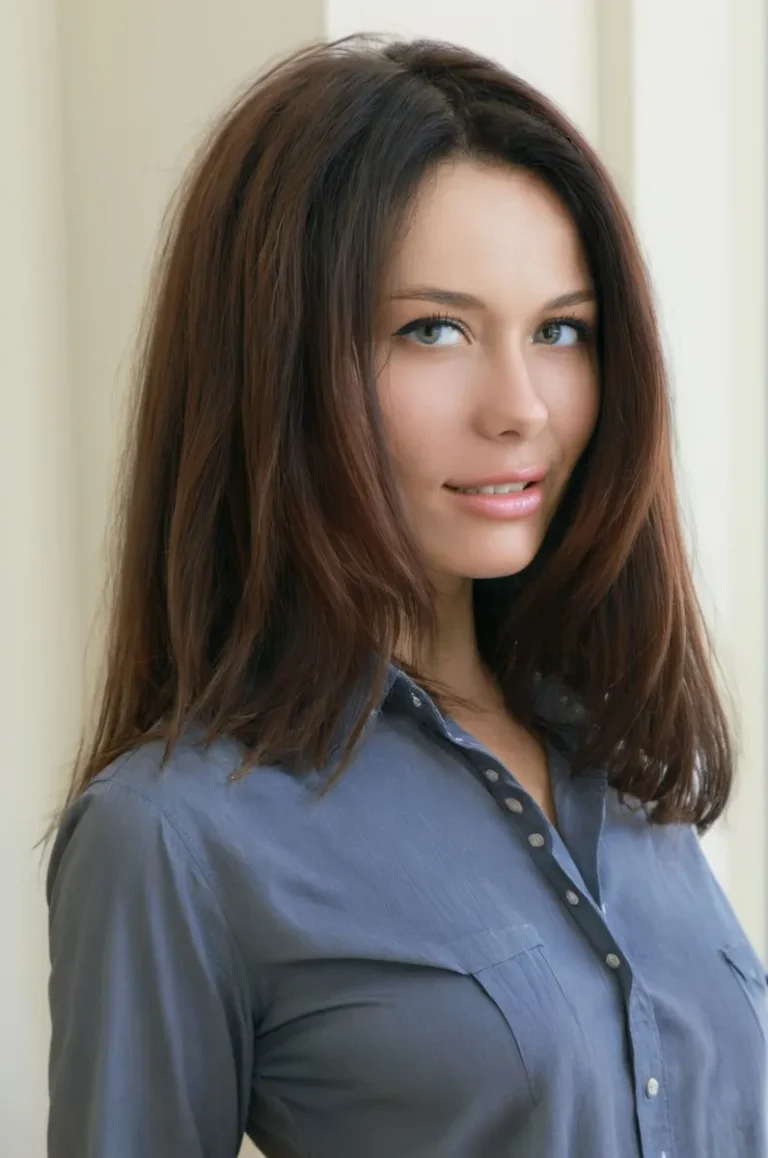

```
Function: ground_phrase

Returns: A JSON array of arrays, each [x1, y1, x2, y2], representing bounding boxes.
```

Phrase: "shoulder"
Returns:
[[73, 726, 313, 860], [89, 725, 250, 808], [46, 734, 236, 919], [47, 728, 319, 953], [49, 731, 233, 884]]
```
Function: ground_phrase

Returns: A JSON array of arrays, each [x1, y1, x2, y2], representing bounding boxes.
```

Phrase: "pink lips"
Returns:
[[443, 465, 548, 520], [445, 465, 547, 489], [444, 477, 545, 520]]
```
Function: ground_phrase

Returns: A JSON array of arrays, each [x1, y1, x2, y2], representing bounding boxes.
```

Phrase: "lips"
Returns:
[[444, 465, 548, 492], [444, 478, 545, 520], [447, 482, 534, 495]]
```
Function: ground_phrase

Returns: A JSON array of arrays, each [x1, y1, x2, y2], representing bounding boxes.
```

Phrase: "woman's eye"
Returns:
[[396, 317, 467, 347], [536, 319, 590, 347], [394, 315, 591, 348]]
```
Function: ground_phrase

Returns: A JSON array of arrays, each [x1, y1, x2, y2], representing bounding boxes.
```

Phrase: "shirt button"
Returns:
[[528, 832, 545, 848], [504, 797, 523, 813], [605, 953, 621, 969], [646, 1077, 659, 1097], [484, 768, 499, 783], [565, 890, 580, 906], [411, 694, 422, 707]]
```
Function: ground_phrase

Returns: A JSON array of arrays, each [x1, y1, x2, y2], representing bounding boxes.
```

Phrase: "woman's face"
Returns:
[[375, 159, 600, 585]]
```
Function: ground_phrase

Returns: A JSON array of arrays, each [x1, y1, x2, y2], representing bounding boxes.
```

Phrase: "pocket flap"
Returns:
[[721, 941, 768, 987], [448, 923, 544, 973]]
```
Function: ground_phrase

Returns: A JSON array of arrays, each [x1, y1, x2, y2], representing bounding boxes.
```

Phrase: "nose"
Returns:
[[475, 340, 549, 441]]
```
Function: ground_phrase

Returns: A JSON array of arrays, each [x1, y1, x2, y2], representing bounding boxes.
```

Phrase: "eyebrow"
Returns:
[[389, 286, 596, 311]]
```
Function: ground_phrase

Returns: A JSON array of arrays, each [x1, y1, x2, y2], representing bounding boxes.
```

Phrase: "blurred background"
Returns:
[[1, 1, 765, 1153]]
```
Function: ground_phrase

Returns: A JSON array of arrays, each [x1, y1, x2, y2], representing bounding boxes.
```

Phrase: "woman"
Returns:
[[47, 33, 767, 1158]]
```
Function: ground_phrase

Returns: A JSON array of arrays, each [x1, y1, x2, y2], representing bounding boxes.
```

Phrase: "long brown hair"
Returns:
[[63, 33, 735, 833]]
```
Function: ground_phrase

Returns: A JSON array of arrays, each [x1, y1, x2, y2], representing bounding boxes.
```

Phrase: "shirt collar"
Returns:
[[384, 664, 591, 735], [329, 661, 592, 764]]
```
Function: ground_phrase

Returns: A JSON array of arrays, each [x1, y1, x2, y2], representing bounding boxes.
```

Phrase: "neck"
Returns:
[[401, 575, 496, 708]]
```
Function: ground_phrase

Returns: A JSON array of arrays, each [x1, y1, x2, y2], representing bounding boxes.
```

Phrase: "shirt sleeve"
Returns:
[[47, 779, 254, 1158]]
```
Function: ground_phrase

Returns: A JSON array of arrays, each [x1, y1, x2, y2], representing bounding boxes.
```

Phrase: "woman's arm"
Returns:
[[47, 780, 254, 1158]]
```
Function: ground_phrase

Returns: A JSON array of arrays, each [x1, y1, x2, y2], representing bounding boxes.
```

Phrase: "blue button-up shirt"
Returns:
[[47, 666, 768, 1157]]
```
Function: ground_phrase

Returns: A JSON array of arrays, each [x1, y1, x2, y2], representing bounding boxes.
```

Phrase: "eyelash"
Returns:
[[396, 311, 594, 344]]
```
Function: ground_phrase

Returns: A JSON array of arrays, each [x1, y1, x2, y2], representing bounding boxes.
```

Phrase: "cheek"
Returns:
[[548, 367, 600, 461], [376, 357, 464, 484]]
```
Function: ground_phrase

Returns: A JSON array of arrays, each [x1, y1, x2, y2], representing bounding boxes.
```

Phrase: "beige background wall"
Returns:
[[2, 1, 764, 1154], [1, 4, 81, 1148]]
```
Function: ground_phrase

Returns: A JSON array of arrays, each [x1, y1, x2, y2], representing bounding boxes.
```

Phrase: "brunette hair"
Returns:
[[63, 33, 735, 832]]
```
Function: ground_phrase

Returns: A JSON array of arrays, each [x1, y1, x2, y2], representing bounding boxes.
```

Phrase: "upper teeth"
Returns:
[[456, 483, 529, 494]]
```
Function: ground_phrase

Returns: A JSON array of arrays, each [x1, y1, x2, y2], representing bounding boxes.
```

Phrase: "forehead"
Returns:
[[386, 160, 589, 303]]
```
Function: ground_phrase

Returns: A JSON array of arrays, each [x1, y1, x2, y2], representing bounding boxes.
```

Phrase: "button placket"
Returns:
[[491, 798, 625, 991], [452, 734, 561, 863]]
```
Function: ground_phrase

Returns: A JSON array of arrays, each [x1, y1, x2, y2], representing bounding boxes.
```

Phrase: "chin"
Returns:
[[435, 538, 545, 581], [421, 514, 552, 582], [461, 558, 538, 580]]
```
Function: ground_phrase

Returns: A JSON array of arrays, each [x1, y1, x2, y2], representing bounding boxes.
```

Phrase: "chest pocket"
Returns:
[[720, 939, 768, 1039], [444, 923, 594, 1105]]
